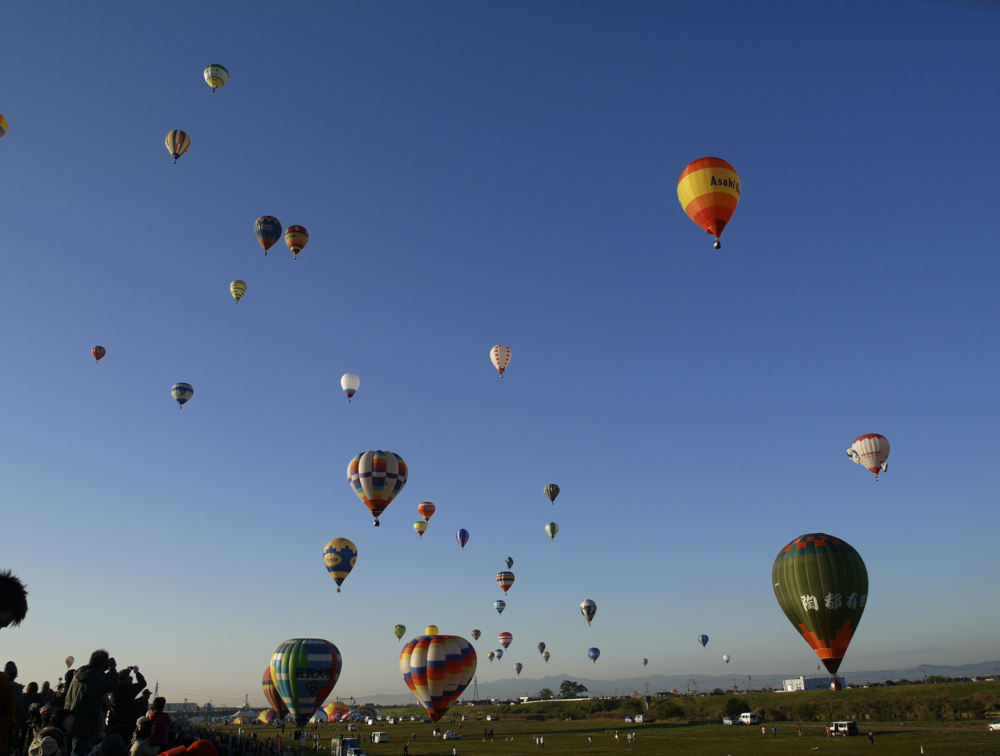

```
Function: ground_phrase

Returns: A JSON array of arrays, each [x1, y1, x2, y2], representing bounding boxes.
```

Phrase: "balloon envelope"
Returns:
[[580, 599, 597, 625], [537, 642, 545, 654], [545, 522, 559, 540], [542, 651, 550, 662], [413, 522, 427, 538], [417, 502, 436, 521], [271, 639, 342, 726], [91, 346, 106, 363], [494, 648, 503, 660], [698, 635, 709, 647], [399, 630, 476, 723], [171, 383, 193, 407], [723, 654, 730, 663], [587, 648, 600, 664], [490, 345, 511, 377], [496, 571, 514, 593], [393, 625, 406, 641], [65, 656, 74, 669], [285, 225, 309, 258], [641, 658, 648, 666], [772, 533, 868, 674], [498, 632, 512, 649], [847, 433, 890, 480], [514, 663, 522, 676], [487, 651, 494, 662], [204, 64, 229, 91], [262, 666, 289, 714], [456, 529, 470, 549], [504, 556, 513, 569], [255, 217, 282, 254], [544, 484, 560, 503], [471, 629, 481, 641], [323, 538, 358, 592], [348, 450, 408, 524], [165, 130, 190, 162], [677, 157, 740, 247], [494, 600, 505, 614], [340, 374, 360, 402], [230, 280, 247, 302], [0, 114, 7, 137]]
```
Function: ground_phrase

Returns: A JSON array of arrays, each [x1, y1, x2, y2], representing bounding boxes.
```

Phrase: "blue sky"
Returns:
[[1, 0, 998, 706]]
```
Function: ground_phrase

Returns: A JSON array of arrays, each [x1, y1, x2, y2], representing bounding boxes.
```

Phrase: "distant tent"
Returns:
[[309, 710, 328, 723]]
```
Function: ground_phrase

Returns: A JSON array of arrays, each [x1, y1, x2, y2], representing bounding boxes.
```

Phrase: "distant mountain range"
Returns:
[[350, 660, 1000, 706]]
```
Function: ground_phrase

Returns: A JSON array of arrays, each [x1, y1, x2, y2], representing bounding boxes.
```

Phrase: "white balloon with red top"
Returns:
[[847, 433, 890, 480], [490, 345, 511, 377]]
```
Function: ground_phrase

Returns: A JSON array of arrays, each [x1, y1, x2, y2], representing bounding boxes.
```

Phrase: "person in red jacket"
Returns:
[[145, 699, 171, 753]]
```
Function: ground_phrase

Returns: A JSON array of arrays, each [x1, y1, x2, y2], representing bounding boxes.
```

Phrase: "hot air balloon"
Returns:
[[536, 643, 546, 654], [285, 225, 309, 259], [490, 345, 511, 377], [91, 346, 106, 363], [496, 571, 515, 593], [347, 450, 408, 526], [271, 639, 342, 726], [263, 667, 289, 715], [545, 522, 559, 540], [414, 522, 427, 538], [504, 556, 513, 569], [544, 484, 560, 503], [165, 131, 190, 163], [542, 651, 550, 663], [514, 663, 522, 676], [259, 710, 278, 725], [677, 157, 740, 249], [255, 217, 282, 255], [723, 654, 731, 664], [340, 374, 360, 403], [323, 538, 357, 592], [418, 502, 436, 522], [498, 632, 512, 649], [324, 701, 350, 720], [494, 648, 504, 661], [171, 383, 193, 408], [0, 115, 8, 137], [231, 280, 247, 302], [641, 658, 648, 667], [587, 648, 600, 664], [487, 651, 494, 662], [399, 627, 477, 723], [471, 629, 481, 641], [580, 599, 597, 625], [494, 600, 505, 615], [697, 635, 709, 648], [65, 656, 74, 669], [772, 533, 868, 674], [393, 625, 406, 642], [456, 529, 470, 549], [846, 434, 890, 480], [203, 64, 229, 92]]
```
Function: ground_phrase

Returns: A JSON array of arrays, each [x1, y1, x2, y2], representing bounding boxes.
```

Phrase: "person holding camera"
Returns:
[[64, 651, 119, 756], [108, 668, 146, 734]]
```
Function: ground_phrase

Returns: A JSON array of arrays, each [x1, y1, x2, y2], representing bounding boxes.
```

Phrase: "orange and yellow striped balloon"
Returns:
[[677, 157, 740, 248]]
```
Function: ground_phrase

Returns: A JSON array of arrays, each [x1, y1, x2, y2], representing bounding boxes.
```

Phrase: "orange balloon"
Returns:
[[677, 157, 740, 248]]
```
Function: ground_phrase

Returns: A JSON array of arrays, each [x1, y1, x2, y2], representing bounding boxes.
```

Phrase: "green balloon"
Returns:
[[393, 624, 406, 641], [772, 533, 868, 674], [544, 484, 560, 503]]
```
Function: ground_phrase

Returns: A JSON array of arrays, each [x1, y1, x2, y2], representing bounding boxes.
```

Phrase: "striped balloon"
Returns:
[[494, 648, 503, 661], [399, 628, 477, 723], [471, 629, 481, 641], [496, 571, 514, 594], [165, 130, 190, 163], [262, 666, 288, 714], [494, 600, 505, 614], [498, 632, 512, 649], [772, 533, 868, 674], [255, 216, 283, 255], [544, 484, 560, 503], [490, 344, 511, 377], [258, 709, 278, 724], [204, 64, 229, 92], [285, 225, 309, 258], [545, 522, 559, 540], [414, 522, 427, 538], [171, 383, 193, 408], [230, 280, 247, 302], [323, 538, 357, 592], [270, 638, 342, 726], [514, 663, 522, 676], [340, 373, 360, 402], [677, 157, 740, 249], [347, 450, 408, 525]]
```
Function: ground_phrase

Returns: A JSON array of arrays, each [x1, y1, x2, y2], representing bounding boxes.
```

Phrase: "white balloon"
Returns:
[[846, 433, 890, 480], [341, 373, 361, 403], [490, 345, 511, 377]]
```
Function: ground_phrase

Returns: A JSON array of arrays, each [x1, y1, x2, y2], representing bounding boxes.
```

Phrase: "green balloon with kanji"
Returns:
[[772, 533, 869, 674]]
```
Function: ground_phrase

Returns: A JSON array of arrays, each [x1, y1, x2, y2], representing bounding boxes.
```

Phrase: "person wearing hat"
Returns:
[[130, 694, 150, 729], [64, 652, 119, 756], [108, 670, 145, 734]]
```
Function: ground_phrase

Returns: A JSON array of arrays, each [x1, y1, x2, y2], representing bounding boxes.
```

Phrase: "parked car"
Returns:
[[442, 731, 462, 741], [831, 721, 859, 736], [346, 749, 366, 756], [989, 719, 1000, 732], [722, 717, 735, 725], [623, 717, 633, 723]]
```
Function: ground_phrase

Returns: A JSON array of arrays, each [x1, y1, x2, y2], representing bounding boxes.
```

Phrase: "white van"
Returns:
[[371, 733, 390, 744], [739, 712, 760, 725], [831, 721, 858, 736]]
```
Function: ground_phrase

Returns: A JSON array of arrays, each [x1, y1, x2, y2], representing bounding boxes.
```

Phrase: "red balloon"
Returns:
[[92, 346, 106, 363], [418, 502, 436, 522], [262, 667, 288, 713]]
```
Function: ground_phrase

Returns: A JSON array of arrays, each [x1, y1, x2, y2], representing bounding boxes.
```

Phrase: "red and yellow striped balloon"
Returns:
[[677, 157, 740, 248], [399, 629, 477, 723]]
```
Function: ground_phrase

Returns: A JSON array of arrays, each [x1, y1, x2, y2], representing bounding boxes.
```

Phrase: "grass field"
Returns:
[[216, 717, 999, 755]]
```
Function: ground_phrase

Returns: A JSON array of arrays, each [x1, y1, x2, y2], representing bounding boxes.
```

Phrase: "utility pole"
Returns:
[[472, 675, 479, 702], [154, 681, 159, 700]]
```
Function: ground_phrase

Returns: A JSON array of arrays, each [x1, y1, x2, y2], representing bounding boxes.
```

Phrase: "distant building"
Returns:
[[165, 703, 199, 712], [782, 676, 844, 692]]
